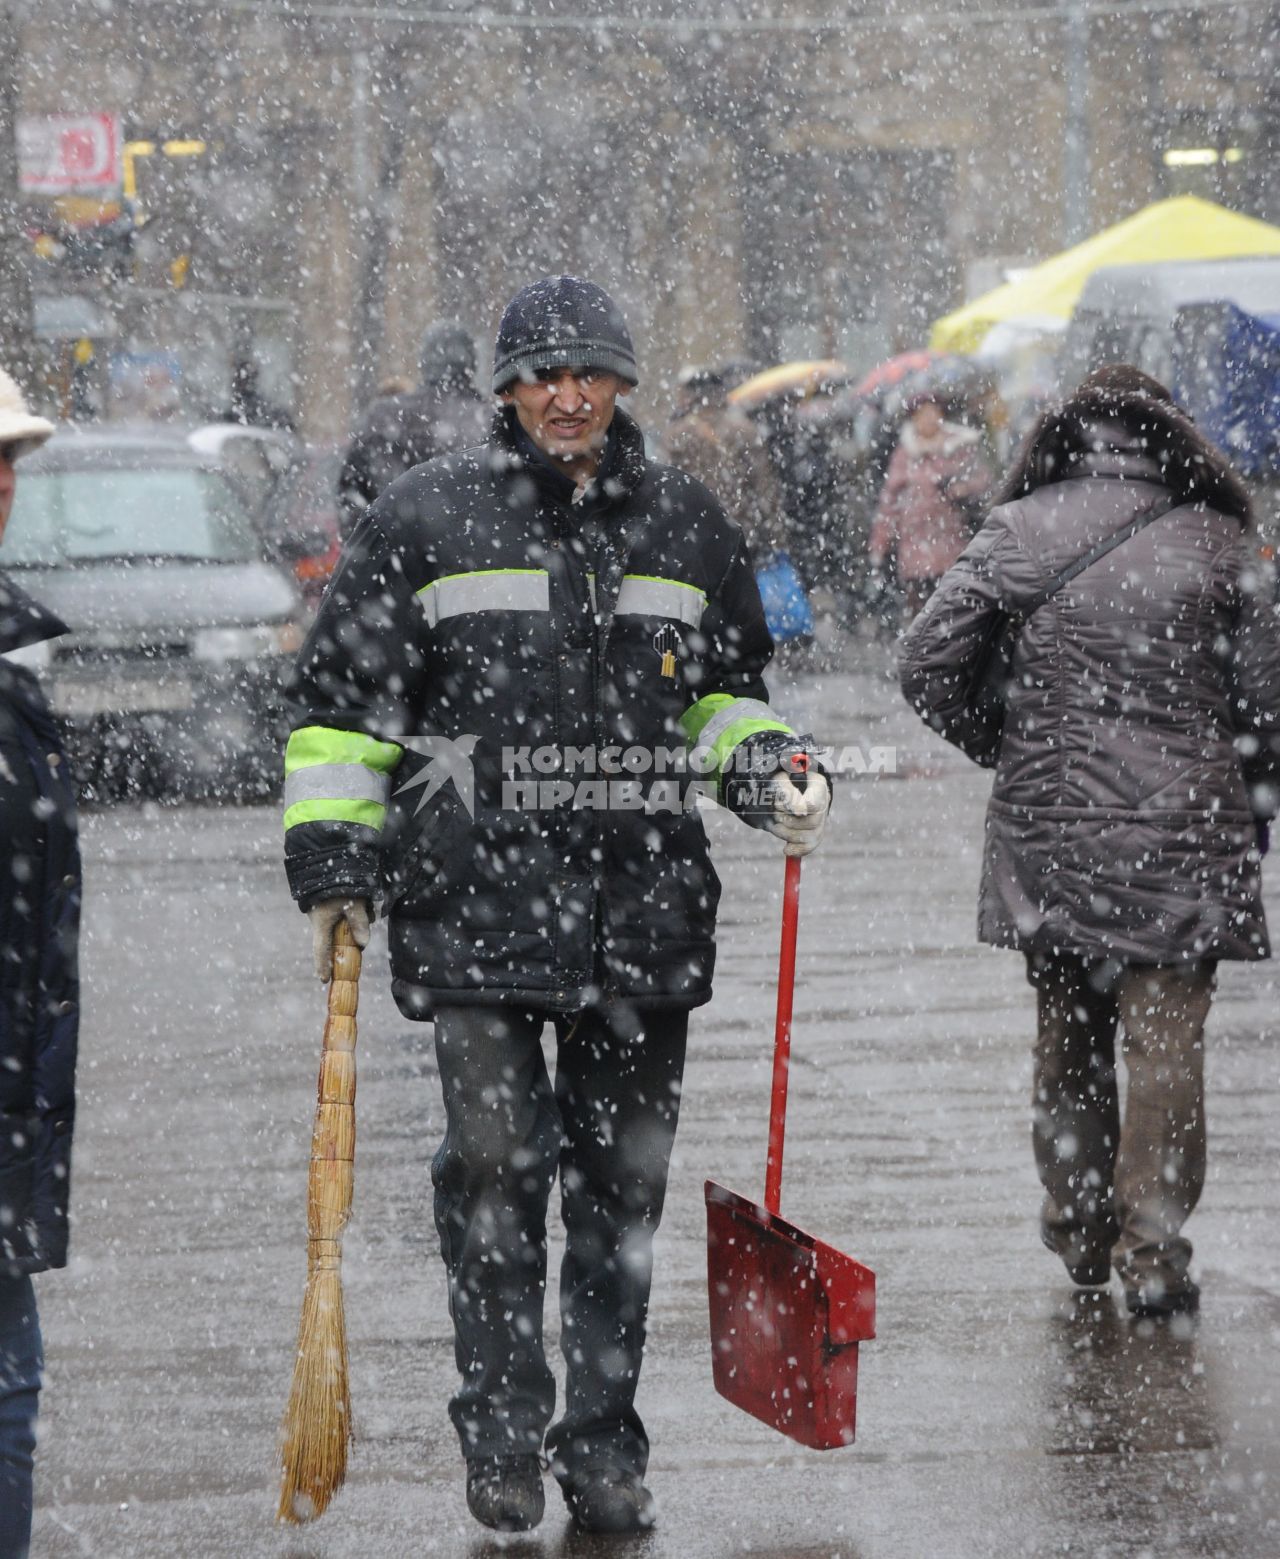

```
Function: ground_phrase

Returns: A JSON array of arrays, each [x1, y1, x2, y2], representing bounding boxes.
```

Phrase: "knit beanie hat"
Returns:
[[492, 276, 638, 393], [419, 319, 477, 387]]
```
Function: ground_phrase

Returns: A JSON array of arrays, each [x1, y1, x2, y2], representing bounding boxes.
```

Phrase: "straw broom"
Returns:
[[278, 918, 361, 1523]]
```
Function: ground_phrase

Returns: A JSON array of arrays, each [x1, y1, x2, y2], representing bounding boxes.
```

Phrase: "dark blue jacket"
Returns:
[[0, 575, 80, 1276]]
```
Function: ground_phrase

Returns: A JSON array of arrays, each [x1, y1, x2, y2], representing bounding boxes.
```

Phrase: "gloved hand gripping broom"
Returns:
[[278, 919, 361, 1522]]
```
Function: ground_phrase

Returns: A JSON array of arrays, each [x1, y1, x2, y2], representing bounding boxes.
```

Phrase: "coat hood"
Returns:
[[997, 368, 1252, 520]]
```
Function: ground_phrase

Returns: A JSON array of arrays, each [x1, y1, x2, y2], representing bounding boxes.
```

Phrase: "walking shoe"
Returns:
[[562, 1467, 657, 1533], [1125, 1279, 1200, 1320], [465, 1454, 545, 1532], [1041, 1219, 1113, 1288]]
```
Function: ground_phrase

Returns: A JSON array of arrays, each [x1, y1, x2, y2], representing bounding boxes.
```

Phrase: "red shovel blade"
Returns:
[[706, 1180, 876, 1450]]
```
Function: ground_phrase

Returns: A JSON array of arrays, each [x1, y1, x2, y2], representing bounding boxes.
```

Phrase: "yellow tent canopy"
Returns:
[[930, 196, 1280, 355]]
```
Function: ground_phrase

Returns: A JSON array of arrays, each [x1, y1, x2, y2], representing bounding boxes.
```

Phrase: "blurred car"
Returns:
[[3, 427, 306, 799], [186, 421, 298, 517]]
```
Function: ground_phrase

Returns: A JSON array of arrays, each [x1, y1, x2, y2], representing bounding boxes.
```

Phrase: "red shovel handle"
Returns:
[[765, 852, 802, 1215]]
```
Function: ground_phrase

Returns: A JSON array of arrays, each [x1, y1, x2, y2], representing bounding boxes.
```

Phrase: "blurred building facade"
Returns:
[[17, 0, 1280, 434]]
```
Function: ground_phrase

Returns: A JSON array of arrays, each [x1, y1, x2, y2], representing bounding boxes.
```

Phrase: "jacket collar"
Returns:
[[490, 405, 648, 508], [1072, 421, 1167, 485], [0, 571, 69, 656]]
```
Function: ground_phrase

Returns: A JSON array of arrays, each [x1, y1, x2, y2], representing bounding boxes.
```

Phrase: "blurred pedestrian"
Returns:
[[338, 319, 490, 536], [283, 275, 829, 1535], [224, 355, 297, 433], [662, 368, 785, 560], [899, 364, 1280, 1318], [868, 390, 992, 621], [0, 367, 80, 1556], [756, 382, 850, 597]]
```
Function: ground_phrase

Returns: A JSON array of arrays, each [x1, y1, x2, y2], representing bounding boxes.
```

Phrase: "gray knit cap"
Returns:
[[492, 275, 638, 393]]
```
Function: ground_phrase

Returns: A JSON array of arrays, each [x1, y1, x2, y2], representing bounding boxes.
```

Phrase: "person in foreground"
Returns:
[[899, 365, 1279, 1319], [0, 367, 80, 1557], [281, 276, 830, 1532]]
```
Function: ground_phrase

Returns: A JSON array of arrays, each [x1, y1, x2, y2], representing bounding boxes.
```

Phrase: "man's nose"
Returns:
[[550, 377, 586, 413]]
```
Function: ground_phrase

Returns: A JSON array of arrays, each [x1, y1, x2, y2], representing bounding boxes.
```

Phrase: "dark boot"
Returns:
[[465, 1455, 545, 1532], [1125, 1277, 1200, 1320], [562, 1467, 657, 1534], [1039, 1215, 1113, 1287]]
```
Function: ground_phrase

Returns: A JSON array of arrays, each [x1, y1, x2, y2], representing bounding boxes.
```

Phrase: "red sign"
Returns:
[[19, 114, 121, 195]]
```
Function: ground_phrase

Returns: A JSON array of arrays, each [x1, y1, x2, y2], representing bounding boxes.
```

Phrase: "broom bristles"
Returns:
[[278, 1266, 350, 1524]]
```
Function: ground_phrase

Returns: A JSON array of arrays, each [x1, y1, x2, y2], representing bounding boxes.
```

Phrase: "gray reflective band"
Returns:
[[615, 575, 706, 627], [689, 697, 786, 758], [283, 763, 392, 809], [418, 569, 550, 627]]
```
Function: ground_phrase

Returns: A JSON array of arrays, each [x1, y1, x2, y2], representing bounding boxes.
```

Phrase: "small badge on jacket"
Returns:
[[653, 624, 680, 679]]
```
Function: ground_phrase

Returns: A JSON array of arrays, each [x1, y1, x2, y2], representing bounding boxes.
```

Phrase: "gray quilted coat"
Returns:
[[900, 427, 1280, 965]]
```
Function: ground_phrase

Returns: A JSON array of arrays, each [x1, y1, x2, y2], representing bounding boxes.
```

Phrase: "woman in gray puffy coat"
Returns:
[[899, 364, 1280, 1319]]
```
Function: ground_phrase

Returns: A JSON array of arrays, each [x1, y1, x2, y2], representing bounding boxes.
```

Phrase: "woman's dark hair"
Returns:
[[995, 362, 1251, 520]]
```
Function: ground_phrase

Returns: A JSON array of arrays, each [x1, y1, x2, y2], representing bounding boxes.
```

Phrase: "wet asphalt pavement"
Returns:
[[29, 638, 1280, 1558]]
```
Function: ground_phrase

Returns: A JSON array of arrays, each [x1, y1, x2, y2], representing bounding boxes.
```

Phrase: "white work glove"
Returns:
[[762, 769, 831, 857], [307, 897, 372, 981]]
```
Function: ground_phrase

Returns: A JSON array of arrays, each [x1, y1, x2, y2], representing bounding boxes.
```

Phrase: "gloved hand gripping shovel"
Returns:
[[705, 850, 876, 1448], [278, 918, 361, 1521]]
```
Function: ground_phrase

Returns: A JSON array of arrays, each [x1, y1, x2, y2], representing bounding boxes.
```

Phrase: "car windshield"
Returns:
[[3, 466, 261, 567]]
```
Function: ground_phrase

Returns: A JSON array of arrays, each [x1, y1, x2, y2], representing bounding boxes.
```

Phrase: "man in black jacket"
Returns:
[[0, 367, 79, 1557], [283, 277, 829, 1534], [337, 318, 490, 537]]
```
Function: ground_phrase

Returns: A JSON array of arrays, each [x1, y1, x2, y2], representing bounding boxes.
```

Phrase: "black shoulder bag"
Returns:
[[968, 490, 1180, 726]]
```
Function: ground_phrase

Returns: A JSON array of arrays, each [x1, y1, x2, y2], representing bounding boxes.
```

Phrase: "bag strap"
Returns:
[[1014, 490, 1182, 625]]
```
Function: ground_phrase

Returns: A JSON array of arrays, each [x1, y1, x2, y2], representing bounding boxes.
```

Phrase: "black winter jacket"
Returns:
[[0, 576, 80, 1276], [285, 408, 801, 1017]]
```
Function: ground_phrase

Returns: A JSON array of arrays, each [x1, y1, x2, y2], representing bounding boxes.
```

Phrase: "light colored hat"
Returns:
[[0, 366, 55, 459]]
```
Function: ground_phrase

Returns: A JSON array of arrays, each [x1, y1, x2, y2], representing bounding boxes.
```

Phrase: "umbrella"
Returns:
[[853, 350, 936, 398], [729, 359, 849, 409]]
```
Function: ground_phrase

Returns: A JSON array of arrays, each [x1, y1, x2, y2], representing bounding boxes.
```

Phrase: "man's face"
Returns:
[[0, 445, 18, 543], [502, 366, 630, 466]]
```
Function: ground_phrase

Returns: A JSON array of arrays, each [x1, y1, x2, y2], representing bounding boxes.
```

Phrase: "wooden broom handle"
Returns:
[[308, 919, 362, 1272]]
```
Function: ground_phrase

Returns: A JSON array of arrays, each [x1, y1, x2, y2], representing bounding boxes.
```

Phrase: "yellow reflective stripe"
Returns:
[[680, 693, 793, 791], [283, 726, 401, 833], [284, 725, 402, 776], [615, 574, 707, 627], [679, 692, 736, 746], [417, 568, 550, 626], [283, 797, 387, 832]]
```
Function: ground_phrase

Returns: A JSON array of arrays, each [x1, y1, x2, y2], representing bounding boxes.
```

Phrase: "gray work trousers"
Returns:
[[430, 1003, 687, 1478], [1026, 953, 1215, 1295]]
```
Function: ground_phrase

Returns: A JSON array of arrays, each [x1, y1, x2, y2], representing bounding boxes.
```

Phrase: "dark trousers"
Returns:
[[0, 1276, 42, 1559], [1027, 953, 1214, 1295], [431, 1004, 688, 1479]]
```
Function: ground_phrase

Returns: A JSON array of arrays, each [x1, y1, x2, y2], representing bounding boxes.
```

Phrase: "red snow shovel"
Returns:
[[705, 845, 876, 1449]]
